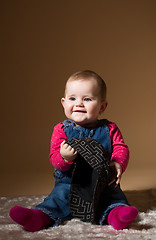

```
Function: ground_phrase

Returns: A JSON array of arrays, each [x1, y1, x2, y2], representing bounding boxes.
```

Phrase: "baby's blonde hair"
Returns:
[[66, 70, 107, 101]]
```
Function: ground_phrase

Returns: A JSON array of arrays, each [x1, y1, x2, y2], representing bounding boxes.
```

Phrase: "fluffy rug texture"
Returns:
[[0, 189, 156, 240]]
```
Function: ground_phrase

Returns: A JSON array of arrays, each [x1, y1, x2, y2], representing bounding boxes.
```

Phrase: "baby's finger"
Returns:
[[71, 149, 78, 156], [114, 176, 121, 187], [61, 140, 65, 146], [67, 145, 73, 151], [69, 147, 75, 152], [117, 167, 122, 176], [108, 178, 116, 186], [61, 141, 69, 149]]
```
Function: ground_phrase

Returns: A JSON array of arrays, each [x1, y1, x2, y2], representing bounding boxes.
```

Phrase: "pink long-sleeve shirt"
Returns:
[[49, 121, 129, 173]]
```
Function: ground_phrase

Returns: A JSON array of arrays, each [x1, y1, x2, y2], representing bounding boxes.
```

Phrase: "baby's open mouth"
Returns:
[[73, 110, 86, 113]]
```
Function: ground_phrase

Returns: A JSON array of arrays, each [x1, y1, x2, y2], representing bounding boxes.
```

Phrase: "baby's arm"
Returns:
[[109, 161, 123, 187], [108, 122, 129, 186], [60, 141, 78, 162], [49, 123, 75, 171]]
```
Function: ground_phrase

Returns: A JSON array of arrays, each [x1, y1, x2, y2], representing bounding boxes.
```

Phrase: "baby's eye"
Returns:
[[84, 97, 92, 101], [69, 97, 76, 101]]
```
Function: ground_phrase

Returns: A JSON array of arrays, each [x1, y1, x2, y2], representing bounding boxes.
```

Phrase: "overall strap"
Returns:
[[63, 119, 112, 158]]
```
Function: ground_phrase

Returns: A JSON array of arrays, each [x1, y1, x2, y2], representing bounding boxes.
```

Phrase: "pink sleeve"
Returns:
[[49, 122, 74, 172], [108, 122, 129, 173]]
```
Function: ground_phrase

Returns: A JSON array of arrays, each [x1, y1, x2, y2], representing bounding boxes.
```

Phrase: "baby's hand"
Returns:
[[60, 141, 78, 162], [109, 161, 123, 187]]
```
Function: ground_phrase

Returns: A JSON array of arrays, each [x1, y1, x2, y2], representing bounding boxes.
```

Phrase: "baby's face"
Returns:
[[61, 78, 107, 127]]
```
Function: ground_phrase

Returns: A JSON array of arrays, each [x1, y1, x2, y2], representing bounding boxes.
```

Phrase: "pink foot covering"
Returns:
[[9, 206, 53, 232], [108, 206, 138, 230]]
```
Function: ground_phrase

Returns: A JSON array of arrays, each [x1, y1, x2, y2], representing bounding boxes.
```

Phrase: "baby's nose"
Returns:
[[76, 101, 84, 107]]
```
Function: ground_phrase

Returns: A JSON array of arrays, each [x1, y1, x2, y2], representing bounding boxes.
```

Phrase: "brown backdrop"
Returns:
[[1, 0, 156, 196]]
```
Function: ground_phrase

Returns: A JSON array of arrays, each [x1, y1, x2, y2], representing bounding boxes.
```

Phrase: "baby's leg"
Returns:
[[9, 206, 53, 232], [9, 177, 71, 231], [107, 206, 138, 230]]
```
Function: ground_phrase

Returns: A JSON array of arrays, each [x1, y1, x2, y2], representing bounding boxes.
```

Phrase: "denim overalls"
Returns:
[[35, 120, 128, 226]]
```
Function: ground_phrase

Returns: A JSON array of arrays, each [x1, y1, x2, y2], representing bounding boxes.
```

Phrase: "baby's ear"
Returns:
[[99, 101, 108, 114], [61, 97, 65, 107]]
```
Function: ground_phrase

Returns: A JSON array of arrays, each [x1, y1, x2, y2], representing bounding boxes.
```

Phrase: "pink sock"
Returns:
[[107, 206, 138, 230], [9, 206, 53, 232]]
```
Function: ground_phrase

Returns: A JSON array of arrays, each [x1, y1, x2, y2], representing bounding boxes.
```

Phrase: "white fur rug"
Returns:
[[0, 189, 156, 240]]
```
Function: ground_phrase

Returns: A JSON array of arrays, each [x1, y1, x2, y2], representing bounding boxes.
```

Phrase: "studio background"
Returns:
[[1, 0, 156, 196]]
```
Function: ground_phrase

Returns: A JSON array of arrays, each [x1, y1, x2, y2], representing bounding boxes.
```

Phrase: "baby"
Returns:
[[10, 70, 138, 231]]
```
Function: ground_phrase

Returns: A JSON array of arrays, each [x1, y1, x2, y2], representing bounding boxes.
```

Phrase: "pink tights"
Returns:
[[9, 205, 138, 232], [107, 206, 138, 230], [9, 206, 53, 232]]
